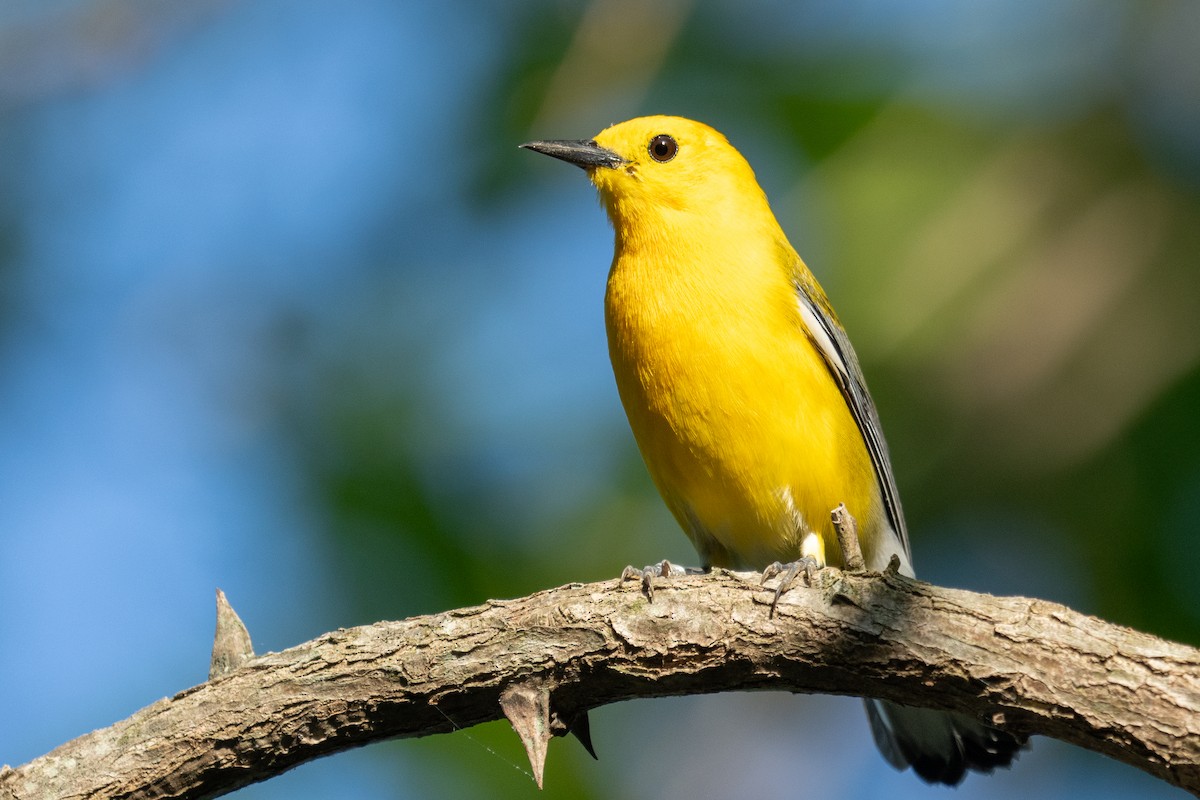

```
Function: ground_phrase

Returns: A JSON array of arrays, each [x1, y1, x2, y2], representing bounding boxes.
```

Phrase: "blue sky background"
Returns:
[[2, 1, 1198, 798]]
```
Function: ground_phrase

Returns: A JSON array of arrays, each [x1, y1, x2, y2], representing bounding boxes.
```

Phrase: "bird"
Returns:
[[520, 115, 1025, 785]]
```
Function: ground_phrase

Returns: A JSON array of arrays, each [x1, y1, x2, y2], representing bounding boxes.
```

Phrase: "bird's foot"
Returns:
[[763, 527, 830, 618], [760, 555, 824, 618], [620, 560, 705, 601], [760, 529, 827, 616]]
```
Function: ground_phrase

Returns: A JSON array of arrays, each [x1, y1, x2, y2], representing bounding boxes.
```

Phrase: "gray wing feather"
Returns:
[[796, 280, 1028, 786], [793, 283, 911, 562]]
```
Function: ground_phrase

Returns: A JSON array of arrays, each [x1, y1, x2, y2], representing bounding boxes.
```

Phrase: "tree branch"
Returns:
[[3, 569, 1199, 799]]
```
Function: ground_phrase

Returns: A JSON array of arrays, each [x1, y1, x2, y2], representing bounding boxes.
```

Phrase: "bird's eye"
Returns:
[[648, 134, 677, 162]]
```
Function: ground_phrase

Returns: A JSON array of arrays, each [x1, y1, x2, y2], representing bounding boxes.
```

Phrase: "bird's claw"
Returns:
[[761, 556, 822, 617], [620, 559, 689, 601]]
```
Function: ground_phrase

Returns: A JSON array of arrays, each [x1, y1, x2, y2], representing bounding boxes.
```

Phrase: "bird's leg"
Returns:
[[620, 560, 706, 601], [760, 531, 826, 617]]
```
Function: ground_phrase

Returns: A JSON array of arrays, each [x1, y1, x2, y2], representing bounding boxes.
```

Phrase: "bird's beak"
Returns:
[[520, 139, 625, 170]]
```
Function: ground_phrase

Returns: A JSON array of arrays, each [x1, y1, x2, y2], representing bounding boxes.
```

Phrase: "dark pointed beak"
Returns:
[[520, 139, 625, 170]]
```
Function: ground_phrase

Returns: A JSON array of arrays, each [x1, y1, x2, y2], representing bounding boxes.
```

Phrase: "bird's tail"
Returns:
[[864, 698, 1026, 785]]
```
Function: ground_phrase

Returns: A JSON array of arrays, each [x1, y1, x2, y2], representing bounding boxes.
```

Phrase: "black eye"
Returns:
[[648, 134, 677, 162]]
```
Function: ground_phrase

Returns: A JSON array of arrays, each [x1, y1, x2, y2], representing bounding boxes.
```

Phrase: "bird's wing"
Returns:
[[793, 278, 911, 562]]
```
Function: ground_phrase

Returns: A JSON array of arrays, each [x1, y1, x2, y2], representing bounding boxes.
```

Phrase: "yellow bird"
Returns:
[[522, 116, 1024, 784]]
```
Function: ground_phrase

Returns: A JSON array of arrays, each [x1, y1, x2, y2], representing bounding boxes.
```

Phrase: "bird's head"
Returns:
[[522, 115, 772, 235]]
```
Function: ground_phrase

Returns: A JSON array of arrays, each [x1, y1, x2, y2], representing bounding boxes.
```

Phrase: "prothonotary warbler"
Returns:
[[522, 116, 1027, 785]]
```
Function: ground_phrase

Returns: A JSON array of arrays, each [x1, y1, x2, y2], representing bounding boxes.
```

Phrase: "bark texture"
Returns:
[[2, 569, 1198, 799]]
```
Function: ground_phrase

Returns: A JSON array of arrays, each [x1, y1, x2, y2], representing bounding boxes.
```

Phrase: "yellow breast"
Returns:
[[604, 235, 882, 570]]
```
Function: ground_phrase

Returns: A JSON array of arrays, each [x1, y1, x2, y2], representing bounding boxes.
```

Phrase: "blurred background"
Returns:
[[1, 0, 1198, 797]]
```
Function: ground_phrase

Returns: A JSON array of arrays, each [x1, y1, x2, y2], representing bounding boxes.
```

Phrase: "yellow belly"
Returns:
[[605, 257, 881, 570]]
